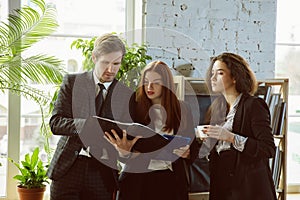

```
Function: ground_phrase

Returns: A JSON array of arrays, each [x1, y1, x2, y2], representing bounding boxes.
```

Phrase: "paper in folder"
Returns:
[[92, 116, 191, 153]]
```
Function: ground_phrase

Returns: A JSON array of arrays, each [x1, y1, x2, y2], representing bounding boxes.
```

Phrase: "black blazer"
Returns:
[[209, 94, 277, 200], [119, 101, 200, 200], [47, 71, 134, 191]]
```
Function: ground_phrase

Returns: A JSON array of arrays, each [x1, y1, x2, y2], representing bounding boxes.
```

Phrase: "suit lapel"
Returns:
[[86, 71, 97, 116], [72, 71, 96, 118], [233, 94, 245, 134]]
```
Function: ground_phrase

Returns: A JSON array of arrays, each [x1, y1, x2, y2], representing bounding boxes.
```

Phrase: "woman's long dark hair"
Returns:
[[204, 52, 258, 125], [206, 52, 257, 95], [134, 61, 182, 133]]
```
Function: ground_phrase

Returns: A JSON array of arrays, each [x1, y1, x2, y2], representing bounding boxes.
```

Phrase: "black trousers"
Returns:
[[50, 156, 113, 200], [119, 169, 188, 200]]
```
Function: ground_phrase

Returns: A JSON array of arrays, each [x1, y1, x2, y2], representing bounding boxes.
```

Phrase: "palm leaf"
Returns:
[[0, 54, 64, 85], [0, 0, 58, 56], [0, 82, 50, 106], [0, 0, 65, 156], [0, 0, 65, 103], [23, 55, 64, 84]]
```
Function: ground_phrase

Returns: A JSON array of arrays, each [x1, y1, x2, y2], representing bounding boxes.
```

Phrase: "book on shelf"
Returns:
[[268, 93, 281, 128], [273, 101, 287, 135], [255, 84, 272, 105], [92, 116, 192, 153], [255, 85, 286, 135], [272, 146, 283, 189], [272, 98, 282, 135]]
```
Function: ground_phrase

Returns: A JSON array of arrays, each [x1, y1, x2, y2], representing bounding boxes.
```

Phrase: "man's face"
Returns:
[[93, 51, 123, 82]]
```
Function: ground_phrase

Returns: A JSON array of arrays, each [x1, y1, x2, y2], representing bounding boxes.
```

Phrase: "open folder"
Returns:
[[92, 116, 192, 153]]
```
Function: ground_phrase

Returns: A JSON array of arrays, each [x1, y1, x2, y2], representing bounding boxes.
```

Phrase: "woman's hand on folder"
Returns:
[[104, 129, 142, 157], [172, 145, 190, 159]]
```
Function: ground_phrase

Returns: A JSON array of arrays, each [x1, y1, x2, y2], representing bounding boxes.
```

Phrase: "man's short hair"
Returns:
[[92, 33, 126, 60]]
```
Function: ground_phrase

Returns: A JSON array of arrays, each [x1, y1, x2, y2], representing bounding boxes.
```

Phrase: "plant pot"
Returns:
[[17, 186, 46, 200]]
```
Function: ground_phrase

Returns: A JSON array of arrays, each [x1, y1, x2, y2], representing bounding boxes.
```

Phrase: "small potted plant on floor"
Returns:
[[8, 147, 49, 200]]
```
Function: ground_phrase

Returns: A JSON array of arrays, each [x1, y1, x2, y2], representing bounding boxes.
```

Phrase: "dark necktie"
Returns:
[[95, 83, 105, 116]]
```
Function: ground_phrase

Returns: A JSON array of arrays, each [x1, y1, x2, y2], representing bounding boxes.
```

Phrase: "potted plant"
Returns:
[[118, 42, 153, 89], [71, 35, 152, 90], [8, 147, 49, 200], [0, 0, 65, 152]]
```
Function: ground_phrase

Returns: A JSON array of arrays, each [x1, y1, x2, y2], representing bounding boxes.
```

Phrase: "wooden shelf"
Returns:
[[189, 192, 209, 200]]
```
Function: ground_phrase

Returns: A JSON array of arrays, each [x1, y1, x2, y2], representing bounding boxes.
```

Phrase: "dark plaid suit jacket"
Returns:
[[47, 71, 134, 192]]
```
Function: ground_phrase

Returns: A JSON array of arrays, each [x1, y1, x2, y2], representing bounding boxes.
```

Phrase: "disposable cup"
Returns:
[[196, 125, 208, 139]]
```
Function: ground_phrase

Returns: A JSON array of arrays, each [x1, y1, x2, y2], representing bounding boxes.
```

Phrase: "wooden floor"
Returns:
[[189, 192, 209, 200]]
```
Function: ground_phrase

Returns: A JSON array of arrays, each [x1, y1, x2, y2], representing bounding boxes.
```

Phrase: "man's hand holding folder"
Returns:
[[89, 116, 192, 153]]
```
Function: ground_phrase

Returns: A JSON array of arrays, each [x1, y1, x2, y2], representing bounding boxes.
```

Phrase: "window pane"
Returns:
[[287, 116, 300, 185], [19, 0, 126, 159], [20, 85, 60, 199], [20, 84, 59, 156], [2, 0, 126, 198], [0, 0, 8, 23], [21, 1, 126, 198], [24, 36, 85, 73], [0, 0, 8, 197], [275, 45, 300, 186], [276, 0, 300, 44], [276, 0, 300, 189], [275, 45, 300, 95], [21, 96, 47, 158], [0, 93, 8, 197], [44, 0, 125, 36]]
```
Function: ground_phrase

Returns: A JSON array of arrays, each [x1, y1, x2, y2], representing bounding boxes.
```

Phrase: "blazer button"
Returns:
[[75, 151, 79, 155]]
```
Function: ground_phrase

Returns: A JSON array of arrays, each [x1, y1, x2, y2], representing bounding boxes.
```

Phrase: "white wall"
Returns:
[[144, 0, 277, 79]]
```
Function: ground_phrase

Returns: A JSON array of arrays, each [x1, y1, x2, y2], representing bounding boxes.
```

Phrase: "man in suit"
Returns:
[[47, 33, 134, 200]]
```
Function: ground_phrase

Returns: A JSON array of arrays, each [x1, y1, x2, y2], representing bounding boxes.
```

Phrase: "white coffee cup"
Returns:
[[196, 125, 208, 139]]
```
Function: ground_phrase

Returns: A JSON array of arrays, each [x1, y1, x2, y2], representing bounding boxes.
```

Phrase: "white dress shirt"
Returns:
[[79, 71, 112, 158]]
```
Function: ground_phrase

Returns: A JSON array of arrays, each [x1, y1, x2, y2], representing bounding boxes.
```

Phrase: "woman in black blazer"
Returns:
[[200, 52, 277, 200], [105, 60, 199, 200]]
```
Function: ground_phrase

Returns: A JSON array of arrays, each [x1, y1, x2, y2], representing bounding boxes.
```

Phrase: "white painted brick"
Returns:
[[255, 71, 275, 79], [188, 1, 210, 18], [145, 0, 276, 78], [241, 1, 260, 12], [258, 40, 276, 51], [237, 41, 261, 52], [258, 60, 276, 70]]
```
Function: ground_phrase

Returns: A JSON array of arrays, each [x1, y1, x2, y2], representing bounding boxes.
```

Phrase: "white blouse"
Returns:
[[147, 106, 173, 171], [215, 94, 248, 154]]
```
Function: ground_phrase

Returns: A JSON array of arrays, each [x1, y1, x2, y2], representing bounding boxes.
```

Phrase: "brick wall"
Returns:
[[144, 0, 277, 79]]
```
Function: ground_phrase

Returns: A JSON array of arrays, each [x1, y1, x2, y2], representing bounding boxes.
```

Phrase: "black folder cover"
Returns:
[[91, 116, 191, 153]]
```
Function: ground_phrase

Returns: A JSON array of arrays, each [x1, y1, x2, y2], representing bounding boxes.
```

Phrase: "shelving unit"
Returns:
[[256, 78, 289, 200], [174, 76, 288, 200]]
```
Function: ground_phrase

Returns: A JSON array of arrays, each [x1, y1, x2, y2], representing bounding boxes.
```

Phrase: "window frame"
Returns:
[[1, 0, 140, 199]]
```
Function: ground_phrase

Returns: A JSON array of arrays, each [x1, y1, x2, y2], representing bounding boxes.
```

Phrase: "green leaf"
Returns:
[[0, 0, 66, 152], [0, 2, 57, 55], [9, 147, 49, 188], [30, 147, 39, 168], [70, 34, 152, 89]]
